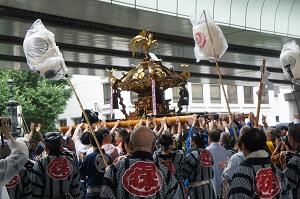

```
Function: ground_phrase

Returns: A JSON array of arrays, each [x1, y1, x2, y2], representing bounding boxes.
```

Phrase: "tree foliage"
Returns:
[[0, 69, 72, 132]]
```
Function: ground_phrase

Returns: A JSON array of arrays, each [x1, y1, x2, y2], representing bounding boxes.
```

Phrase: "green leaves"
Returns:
[[0, 69, 71, 132]]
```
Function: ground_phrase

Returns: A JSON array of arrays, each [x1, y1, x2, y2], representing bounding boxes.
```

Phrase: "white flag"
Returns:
[[23, 19, 67, 80], [190, 11, 228, 62]]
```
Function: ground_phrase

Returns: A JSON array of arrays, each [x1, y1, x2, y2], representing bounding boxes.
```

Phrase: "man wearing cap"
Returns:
[[79, 128, 111, 199], [31, 132, 80, 199], [181, 128, 215, 199], [100, 126, 178, 199]]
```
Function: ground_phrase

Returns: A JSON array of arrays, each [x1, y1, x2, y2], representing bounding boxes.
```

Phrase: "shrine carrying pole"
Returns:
[[202, 10, 238, 141]]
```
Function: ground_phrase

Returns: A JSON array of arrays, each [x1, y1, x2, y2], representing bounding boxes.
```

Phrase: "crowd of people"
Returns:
[[0, 112, 300, 199]]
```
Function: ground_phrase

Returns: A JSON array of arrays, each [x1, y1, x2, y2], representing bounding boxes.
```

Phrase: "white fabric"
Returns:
[[190, 11, 228, 62], [246, 150, 269, 159], [223, 151, 245, 181], [1, 186, 9, 199], [0, 137, 29, 198], [23, 19, 66, 80]]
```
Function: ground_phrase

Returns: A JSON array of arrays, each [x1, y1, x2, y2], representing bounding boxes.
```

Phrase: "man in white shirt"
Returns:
[[206, 130, 230, 198]]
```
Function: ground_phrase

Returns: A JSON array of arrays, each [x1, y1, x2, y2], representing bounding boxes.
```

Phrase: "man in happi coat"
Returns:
[[153, 133, 185, 198], [100, 126, 178, 199], [6, 159, 34, 199], [31, 132, 80, 199], [79, 128, 111, 199], [228, 128, 291, 199], [181, 129, 215, 199]]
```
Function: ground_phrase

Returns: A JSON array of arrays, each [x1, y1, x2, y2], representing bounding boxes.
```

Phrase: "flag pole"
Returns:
[[255, 59, 266, 128], [202, 10, 238, 141], [60, 55, 108, 168]]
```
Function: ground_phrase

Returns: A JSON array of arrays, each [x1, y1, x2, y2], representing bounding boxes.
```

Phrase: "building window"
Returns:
[[261, 89, 269, 104], [276, 116, 280, 123], [73, 117, 81, 125], [210, 85, 221, 103], [227, 85, 238, 104], [130, 91, 139, 103], [244, 86, 253, 104], [172, 87, 180, 103], [103, 83, 111, 104], [59, 119, 67, 127], [191, 84, 203, 103]]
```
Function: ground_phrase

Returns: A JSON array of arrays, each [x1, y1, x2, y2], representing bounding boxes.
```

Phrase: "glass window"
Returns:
[[276, 116, 280, 123], [227, 85, 238, 104], [172, 87, 180, 103], [130, 91, 139, 103], [261, 88, 269, 104], [73, 118, 81, 125], [191, 84, 203, 103], [59, 119, 67, 127], [210, 85, 221, 103], [244, 86, 254, 104], [103, 83, 111, 104]]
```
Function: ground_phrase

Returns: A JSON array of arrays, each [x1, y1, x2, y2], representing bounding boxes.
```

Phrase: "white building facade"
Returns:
[[58, 75, 292, 127]]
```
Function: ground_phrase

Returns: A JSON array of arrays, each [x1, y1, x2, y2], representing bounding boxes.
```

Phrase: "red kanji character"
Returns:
[[255, 167, 281, 199], [199, 149, 212, 167], [194, 32, 207, 48], [122, 161, 163, 197], [47, 157, 72, 180]]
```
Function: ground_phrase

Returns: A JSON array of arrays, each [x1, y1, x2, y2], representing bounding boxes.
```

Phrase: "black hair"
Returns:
[[80, 132, 91, 145], [44, 132, 63, 156], [209, 130, 221, 142], [118, 128, 129, 154], [240, 128, 266, 153], [288, 123, 300, 143], [191, 128, 205, 148], [159, 134, 173, 151], [89, 128, 108, 147]]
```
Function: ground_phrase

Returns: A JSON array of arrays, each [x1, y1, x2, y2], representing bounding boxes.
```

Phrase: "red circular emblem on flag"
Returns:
[[255, 168, 281, 199], [122, 161, 163, 197], [160, 160, 176, 174], [6, 174, 21, 188], [194, 32, 207, 48], [47, 157, 73, 180], [199, 149, 213, 167]]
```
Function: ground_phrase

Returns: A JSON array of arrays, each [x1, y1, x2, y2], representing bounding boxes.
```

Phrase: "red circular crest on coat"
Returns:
[[160, 160, 176, 174], [255, 168, 281, 199], [194, 32, 207, 48], [122, 161, 163, 197], [6, 174, 21, 188], [199, 149, 213, 167], [47, 157, 73, 180]]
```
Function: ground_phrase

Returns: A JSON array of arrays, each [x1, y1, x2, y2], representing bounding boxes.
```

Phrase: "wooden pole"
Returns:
[[60, 115, 193, 132], [60, 61, 108, 167], [255, 59, 266, 128], [202, 10, 238, 141]]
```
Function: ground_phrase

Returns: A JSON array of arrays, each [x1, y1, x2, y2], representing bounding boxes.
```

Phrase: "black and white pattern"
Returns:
[[284, 153, 300, 199], [229, 157, 291, 199], [181, 148, 215, 199], [100, 151, 178, 199], [31, 154, 80, 199]]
